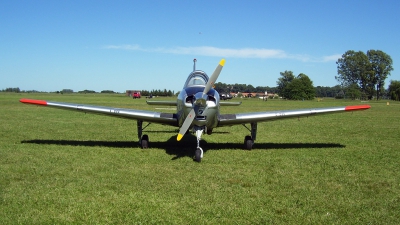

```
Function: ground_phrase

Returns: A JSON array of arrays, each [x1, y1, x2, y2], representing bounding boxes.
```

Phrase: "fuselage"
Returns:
[[177, 70, 220, 130]]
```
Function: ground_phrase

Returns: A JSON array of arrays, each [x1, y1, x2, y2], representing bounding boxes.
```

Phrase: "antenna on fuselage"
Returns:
[[193, 58, 197, 71]]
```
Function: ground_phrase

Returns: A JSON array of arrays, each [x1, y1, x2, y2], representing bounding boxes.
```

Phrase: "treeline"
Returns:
[[1, 87, 43, 93], [2, 87, 21, 92], [0, 88, 176, 96], [214, 82, 278, 95], [57, 89, 175, 96], [215, 82, 351, 99], [2, 85, 394, 99], [140, 89, 175, 96]]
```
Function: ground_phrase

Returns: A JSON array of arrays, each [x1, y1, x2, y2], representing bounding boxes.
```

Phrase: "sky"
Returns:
[[1, 0, 399, 93]]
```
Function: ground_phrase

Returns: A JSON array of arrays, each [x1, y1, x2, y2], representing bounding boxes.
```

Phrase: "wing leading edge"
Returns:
[[20, 99, 178, 126], [218, 105, 370, 126]]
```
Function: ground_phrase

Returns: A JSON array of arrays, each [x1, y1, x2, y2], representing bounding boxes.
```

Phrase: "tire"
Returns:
[[194, 148, 202, 162], [141, 135, 149, 149], [244, 135, 253, 150]]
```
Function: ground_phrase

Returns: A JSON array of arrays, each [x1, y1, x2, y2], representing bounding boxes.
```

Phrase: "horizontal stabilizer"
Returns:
[[146, 100, 177, 106], [220, 101, 242, 106], [146, 100, 241, 106]]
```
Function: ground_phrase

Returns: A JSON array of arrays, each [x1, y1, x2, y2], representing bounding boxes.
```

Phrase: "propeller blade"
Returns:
[[177, 108, 195, 141], [203, 59, 225, 95]]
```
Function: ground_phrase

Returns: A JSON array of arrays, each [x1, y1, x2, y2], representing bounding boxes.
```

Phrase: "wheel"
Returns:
[[141, 135, 149, 149], [244, 135, 253, 150], [194, 148, 202, 162]]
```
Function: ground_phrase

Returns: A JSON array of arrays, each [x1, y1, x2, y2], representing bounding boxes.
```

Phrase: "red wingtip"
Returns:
[[345, 105, 371, 111], [20, 99, 47, 106]]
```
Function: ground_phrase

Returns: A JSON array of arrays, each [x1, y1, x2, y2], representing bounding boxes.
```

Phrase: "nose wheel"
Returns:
[[195, 147, 203, 162], [194, 128, 204, 162]]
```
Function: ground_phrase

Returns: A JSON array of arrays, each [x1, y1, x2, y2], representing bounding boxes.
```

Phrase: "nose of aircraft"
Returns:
[[177, 59, 225, 141], [194, 92, 207, 107]]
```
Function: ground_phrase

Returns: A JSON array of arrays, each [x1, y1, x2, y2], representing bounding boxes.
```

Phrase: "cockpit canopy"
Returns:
[[183, 71, 209, 88]]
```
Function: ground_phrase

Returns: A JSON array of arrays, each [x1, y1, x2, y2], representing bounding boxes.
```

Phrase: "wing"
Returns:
[[218, 105, 370, 126], [20, 99, 178, 126]]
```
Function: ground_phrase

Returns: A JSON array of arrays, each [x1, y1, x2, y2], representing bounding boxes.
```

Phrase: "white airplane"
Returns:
[[20, 59, 370, 162]]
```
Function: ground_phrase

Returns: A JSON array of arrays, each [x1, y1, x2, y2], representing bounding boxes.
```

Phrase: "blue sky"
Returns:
[[1, 0, 399, 93]]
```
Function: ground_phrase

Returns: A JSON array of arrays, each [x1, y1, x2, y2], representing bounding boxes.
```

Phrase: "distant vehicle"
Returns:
[[133, 92, 141, 99], [220, 93, 232, 100]]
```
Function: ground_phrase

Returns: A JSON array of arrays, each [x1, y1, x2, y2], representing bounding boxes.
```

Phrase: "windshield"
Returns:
[[188, 77, 206, 86], [184, 71, 209, 88]]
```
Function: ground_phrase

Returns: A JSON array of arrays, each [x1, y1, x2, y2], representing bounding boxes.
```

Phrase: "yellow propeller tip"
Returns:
[[177, 134, 183, 141], [219, 59, 226, 66]]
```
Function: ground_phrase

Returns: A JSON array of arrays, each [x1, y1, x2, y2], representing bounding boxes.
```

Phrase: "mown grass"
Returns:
[[1, 93, 399, 224]]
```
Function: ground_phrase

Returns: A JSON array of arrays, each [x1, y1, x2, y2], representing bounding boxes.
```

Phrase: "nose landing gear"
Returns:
[[194, 127, 204, 162]]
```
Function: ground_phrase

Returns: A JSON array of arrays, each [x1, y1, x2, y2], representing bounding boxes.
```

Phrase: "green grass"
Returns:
[[1, 93, 399, 224]]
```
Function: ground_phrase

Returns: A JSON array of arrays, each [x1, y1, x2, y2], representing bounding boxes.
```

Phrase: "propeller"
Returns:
[[204, 59, 225, 95], [177, 59, 225, 141]]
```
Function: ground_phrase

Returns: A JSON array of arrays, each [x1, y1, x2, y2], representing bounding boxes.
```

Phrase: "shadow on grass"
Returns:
[[144, 130, 230, 134], [22, 135, 345, 161], [21, 139, 138, 148]]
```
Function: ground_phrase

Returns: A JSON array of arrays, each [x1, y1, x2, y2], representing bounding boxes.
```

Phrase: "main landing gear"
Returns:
[[137, 120, 151, 148], [242, 122, 257, 150]]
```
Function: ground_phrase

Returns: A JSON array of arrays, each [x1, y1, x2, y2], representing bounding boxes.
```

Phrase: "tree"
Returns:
[[244, 84, 255, 93], [61, 89, 74, 94], [276, 71, 315, 100], [101, 90, 115, 93], [388, 80, 400, 101], [276, 70, 295, 99], [367, 50, 394, 100], [78, 90, 96, 93], [336, 50, 393, 100], [336, 50, 373, 99], [315, 86, 344, 98], [214, 82, 228, 94], [286, 73, 315, 100], [214, 82, 276, 94], [4, 87, 20, 93], [345, 83, 361, 100]]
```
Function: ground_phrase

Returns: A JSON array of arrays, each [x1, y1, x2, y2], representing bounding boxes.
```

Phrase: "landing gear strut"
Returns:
[[194, 127, 204, 162], [243, 122, 257, 150], [137, 120, 151, 148]]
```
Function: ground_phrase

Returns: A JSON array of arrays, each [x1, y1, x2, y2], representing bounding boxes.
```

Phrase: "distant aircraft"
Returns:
[[20, 59, 370, 162]]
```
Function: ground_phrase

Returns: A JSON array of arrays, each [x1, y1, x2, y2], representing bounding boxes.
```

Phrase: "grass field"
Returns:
[[1, 93, 399, 224]]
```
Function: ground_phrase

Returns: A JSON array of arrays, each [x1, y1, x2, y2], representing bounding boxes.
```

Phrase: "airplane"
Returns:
[[20, 59, 371, 162]]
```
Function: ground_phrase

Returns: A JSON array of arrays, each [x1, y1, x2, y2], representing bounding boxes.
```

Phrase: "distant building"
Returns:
[[232, 92, 278, 99]]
